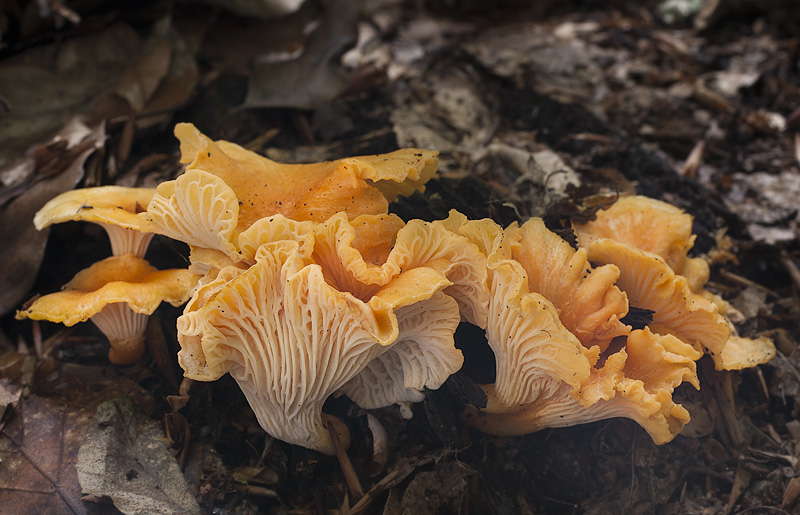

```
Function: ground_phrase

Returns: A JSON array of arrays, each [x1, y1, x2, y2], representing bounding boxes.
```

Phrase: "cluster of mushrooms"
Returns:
[[18, 123, 776, 454]]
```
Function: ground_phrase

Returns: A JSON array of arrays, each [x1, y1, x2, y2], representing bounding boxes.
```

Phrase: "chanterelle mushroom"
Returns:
[[176, 227, 464, 454], [467, 328, 701, 444], [139, 123, 440, 261], [575, 196, 775, 371], [506, 217, 630, 351], [16, 254, 198, 364], [455, 216, 701, 444], [34, 186, 157, 257], [238, 211, 491, 414], [573, 195, 709, 290]]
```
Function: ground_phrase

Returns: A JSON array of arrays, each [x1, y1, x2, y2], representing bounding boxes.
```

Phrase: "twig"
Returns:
[[717, 269, 779, 299], [780, 252, 800, 293], [346, 449, 456, 515], [327, 420, 364, 501]]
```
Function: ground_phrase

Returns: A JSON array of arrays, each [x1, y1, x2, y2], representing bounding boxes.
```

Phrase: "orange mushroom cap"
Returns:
[[586, 238, 731, 368], [175, 122, 438, 227], [34, 186, 157, 257], [573, 195, 710, 291], [16, 254, 199, 364], [141, 124, 440, 261], [508, 217, 630, 351]]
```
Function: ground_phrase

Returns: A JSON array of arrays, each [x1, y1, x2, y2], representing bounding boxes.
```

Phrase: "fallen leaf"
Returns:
[[0, 395, 95, 514], [244, 0, 358, 110], [0, 120, 104, 316], [76, 396, 201, 515], [0, 24, 140, 170], [0, 379, 22, 429], [113, 30, 173, 113], [137, 22, 200, 129], [0, 379, 154, 514]]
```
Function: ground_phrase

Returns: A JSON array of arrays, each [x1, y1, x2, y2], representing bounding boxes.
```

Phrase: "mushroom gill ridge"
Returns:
[[176, 215, 470, 454]]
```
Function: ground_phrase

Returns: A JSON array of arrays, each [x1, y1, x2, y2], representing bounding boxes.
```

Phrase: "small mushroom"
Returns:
[[16, 254, 199, 364], [573, 195, 709, 292], [34, 186, 157, 257]]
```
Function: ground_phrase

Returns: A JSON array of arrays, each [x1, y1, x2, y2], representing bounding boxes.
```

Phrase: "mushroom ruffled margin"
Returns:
[[18, 126, 776, 454]]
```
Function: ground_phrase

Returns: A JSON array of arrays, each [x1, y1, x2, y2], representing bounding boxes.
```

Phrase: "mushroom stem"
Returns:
[[367, 413, 388, 472], [90, 303, 148, 364], [100, 222, 154, 257]]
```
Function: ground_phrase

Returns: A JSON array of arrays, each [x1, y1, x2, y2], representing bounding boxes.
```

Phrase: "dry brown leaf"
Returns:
[[0, 120, 104, 316], [0, 395, 90, 514], [244, 0, 357, 110], [76, 396, 201, 515]]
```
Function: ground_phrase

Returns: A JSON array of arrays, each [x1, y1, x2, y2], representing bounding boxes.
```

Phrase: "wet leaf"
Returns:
[[76, 396, 201, 515], [113, 30, 173, 113], [0, 379, 22, 429]]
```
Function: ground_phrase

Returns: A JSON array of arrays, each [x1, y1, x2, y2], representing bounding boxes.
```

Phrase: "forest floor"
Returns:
[[1, 1, 800, 513]]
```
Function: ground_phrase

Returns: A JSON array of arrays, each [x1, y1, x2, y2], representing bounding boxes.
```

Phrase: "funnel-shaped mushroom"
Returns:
[[467, 328, 700, 444], [573, 195, 709, 292], [457, 217, 702, 444], [34, 186, 157, 257], [177, 233, 464, 454], [140, 123, 439, 261], [16, 254, 199, 364]]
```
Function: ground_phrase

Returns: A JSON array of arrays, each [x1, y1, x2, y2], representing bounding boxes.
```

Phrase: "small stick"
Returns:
[[780, 252, 800, 292], [718, 269, 780, 298], [679, 140, 705, 179], [328, 420, 364, 501]]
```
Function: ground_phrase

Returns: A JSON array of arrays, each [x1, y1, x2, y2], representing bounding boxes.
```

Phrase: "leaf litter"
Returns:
[[1, 0, 800, 513]]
